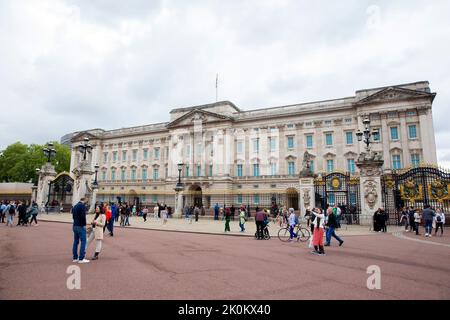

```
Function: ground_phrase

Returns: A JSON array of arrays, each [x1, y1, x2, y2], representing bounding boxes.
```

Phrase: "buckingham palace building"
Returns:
[[65, 81, 437, 213]]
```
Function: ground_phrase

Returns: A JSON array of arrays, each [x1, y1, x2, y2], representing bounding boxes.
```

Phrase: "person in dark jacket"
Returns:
[[408, 206, 416, 233], [422, 204, 435, 237], [255, 207, 265, 239], [17, 201, 28, 226], [380, 209, 388, 232], [325, 207, 344, 246], [72, 198, 89, 263]]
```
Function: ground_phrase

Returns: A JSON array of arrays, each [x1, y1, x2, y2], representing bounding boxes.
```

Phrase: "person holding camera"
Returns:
[[86, 205, 106, 261]]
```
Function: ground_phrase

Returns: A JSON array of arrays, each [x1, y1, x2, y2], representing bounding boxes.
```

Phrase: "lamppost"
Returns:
[[174, 163, 185, 218], [43, 142, 57, 163], [356, 117, 380, 152], [92, 163, 99, 188], [78, 137, 93, 161], [89, 163, 100, 214]]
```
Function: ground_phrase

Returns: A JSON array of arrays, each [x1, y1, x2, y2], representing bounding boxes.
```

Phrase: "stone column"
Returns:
[[174, 190, 184, 218], [35, 163, 57, 212], [72, 160, 94, 207], [356, 152, 384, 226], [299, 177, 315, 214]]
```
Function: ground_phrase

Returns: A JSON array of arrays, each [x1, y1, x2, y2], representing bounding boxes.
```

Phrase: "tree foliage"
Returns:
[[0, 141, 71, 183]]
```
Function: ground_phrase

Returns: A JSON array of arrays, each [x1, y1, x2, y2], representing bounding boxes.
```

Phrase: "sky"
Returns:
[[0, 0, 449, 166]]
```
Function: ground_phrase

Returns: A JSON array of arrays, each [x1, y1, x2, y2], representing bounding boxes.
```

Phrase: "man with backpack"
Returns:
[[434, 208, 445, 236], [325, 207, 344, 247], [6, 201, 16, 227], [0, 201, 6, 223]]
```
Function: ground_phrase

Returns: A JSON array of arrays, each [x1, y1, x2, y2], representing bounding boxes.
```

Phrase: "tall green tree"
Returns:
[[0, 141, 71, 183]]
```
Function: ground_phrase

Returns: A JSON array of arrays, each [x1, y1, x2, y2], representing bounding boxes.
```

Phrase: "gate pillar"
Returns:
[[72, 160, 94, 207], [356, 152, 384, 226], [299, 177, 315, 214], [35, 163, 57, 212]]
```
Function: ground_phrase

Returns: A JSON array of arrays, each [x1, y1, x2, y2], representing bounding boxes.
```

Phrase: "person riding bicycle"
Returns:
[[288, 208, 297, 241]]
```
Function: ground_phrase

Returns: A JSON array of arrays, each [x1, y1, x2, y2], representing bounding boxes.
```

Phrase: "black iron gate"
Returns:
[[48, 173, 74, 211], [314, 172, 361, 224], [382, 166, 450, 225]]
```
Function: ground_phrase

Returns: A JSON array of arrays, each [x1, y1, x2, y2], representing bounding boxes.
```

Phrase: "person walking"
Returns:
[[17, 201, 27, 226], [194, 205, 200, 222], [103, 204, 112, 233], [422, 204, 435, 237], [72, 198, 89, 263], [28, 202, 39, 226], [154, 204, 160, 220], [230, 205, 236, 221], [380, 209, 388, 232], [408, 206, 416, 233], [239, 208, 246, 232], [6, 201, 15, 227], [114, 203, 120, 222], [434, 208, 445, 236], [142, 206, 148, 222], [161, 206, 168, 225], [214, 203, 219, 220], [224, 207, 231, 232], [288, 208, 297, 241], [400, 207, 409, 231], [108, 203, 116, 236], [188, 206, 194, 224], [86, 205, 106, 261], [414, 209, 422, 235], [325, 207, 344, 247], [255, 207, 265, 239], [311, 208, 326, 255], [0, 201, 6, 223], [125, 204, 131, 226]]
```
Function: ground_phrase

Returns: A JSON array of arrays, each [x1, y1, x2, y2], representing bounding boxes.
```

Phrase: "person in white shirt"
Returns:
[[311, 208, 326, 255], [153, 204, 159, 220], [434, 208, 445, 236]]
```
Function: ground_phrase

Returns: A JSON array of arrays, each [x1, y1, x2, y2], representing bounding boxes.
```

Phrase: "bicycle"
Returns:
[[278, 224, 311, 242]]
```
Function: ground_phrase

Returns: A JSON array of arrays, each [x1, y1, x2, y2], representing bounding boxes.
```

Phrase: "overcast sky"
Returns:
[[1, 0, 449, 166]]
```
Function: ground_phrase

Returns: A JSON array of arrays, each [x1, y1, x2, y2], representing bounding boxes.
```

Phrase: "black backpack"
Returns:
[[9, 205, 15, 214], [436, 215, 442, 222]]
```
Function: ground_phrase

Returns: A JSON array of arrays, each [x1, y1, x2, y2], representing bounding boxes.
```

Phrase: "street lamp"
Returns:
[[43, 142, 57, 163], [35, 168, 40, 186], [92, 163, 99, 188], [356, 117, 380, 152], [78, 137, 93, 161], [175, 162, 185, 191]]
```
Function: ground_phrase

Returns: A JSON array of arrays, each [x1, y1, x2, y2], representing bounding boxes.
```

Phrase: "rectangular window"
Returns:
[[165, 147, 169, 159], [185, 166, 190, 177], [327, 159, 334, 173], [152, 195, 158, 203], [411, 154, 420, 167], [288, 162, 295, 176], [324, 120, 332, 126], [253, 139, 259, 153], [153, 168, 159, 180], [111, 170, 116, 181], [186, 145, 191, 157], [121, 169, 126, 181], [253, 164, 260, 177], [287, 124, 294, 129], [309, 161, 314, 173], [143, 149, 148, 160], [197, 165, 201, 177], [122, 151, 127, 162], [142, 168, 147, 180], [346, 132, 353, 145], [237, 141, 243, 154], [392, 155, 402, 170], [305, 122, 312, 127], [270, 163, 277, 176], [287, 136, 294, 150], [237, 194, 243, 204], [269, 137, 276, 151], [325, 133, 333, 146], [131, 169, 136, 181], [407, 110, 417, 117], [112, 151, 117, 162], [345, 118, 352, 123], [132, 150, 137, 161], [209, 164, 213, 176], [347, 159, 356, 174], [154, 148, 160, 160], [254, 194, 260, 204], [103, 152, 108, 163], [373, 128, 381, 141], [306, 135, 313, 148], [196, 143, 202, 155], [408, 125, 417, 139], [101, 171, 106, 181], [390, 127, 399, 140], [237, 164, 243, 177]]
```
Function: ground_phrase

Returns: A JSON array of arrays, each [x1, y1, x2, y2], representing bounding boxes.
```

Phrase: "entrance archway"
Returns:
[[128, 189, 139, 208], [286, 188, 299, 210], [187, 185, 202, 207]]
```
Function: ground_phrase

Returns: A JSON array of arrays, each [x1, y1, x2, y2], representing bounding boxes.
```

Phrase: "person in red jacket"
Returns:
[[103, 204, 112, 233]]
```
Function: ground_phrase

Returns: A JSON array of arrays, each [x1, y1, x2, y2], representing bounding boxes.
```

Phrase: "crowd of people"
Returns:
[[0, 200, 40, 227], [398, 205, 445, 237]]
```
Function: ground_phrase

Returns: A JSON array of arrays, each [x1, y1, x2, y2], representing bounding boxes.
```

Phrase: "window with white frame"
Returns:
[[132, 150, 138, 161], [237, 141, 243, 154], [306, 135, 313, 148], [237, 164, 243, 177], [111, 169, 116, 181], [143, 149, 148, 160], [122, 150, 127, 162], [131, 168, 136, 181], [270, 163, 277, 175], [411, 153, 420, 167], [142, 168, 148, 180], [408, 125, 417, 139], [269, 137, 277, 151], [327, 159, 334, 172], [287, 136, 294, 149], [288, 161, 296, 175], [153, 168, 159, 180], [325, 133, 333, 146], [103, 152, 108, 163], [112, 151, 117, 162], [392, 154, 402, 170], [346, 132, 353, 145], [154, 148, 160, 160], [390, 127, 399, 140], [347, 159, 356, 174], [253, 138, 260, 153]]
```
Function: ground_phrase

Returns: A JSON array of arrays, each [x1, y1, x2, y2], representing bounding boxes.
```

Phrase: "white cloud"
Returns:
[[0, 0, 449, 166]]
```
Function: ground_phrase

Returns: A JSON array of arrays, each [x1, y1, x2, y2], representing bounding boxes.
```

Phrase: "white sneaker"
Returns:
[[72, 259, 79, 263], [425, 233, 428, 237], [78, 259, 90, 264], [429, 234, 432, 238]]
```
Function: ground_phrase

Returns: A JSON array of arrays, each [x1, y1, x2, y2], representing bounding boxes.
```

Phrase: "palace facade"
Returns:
[[67, 81, 437, 211]]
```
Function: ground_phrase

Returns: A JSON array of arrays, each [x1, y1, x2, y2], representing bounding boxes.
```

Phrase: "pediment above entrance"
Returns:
[[356, 87, 435, 105], [166, 109, 234, 128]]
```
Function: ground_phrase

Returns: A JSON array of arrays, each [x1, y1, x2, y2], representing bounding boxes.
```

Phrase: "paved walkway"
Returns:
[[37, 213, 404, 237]]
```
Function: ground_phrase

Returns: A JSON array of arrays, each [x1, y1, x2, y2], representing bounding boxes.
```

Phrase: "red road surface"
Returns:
[[1, 222, 449, 299]]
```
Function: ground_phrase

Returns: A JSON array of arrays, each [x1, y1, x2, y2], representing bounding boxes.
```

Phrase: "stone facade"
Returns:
[[67, 81, 437, 211]]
